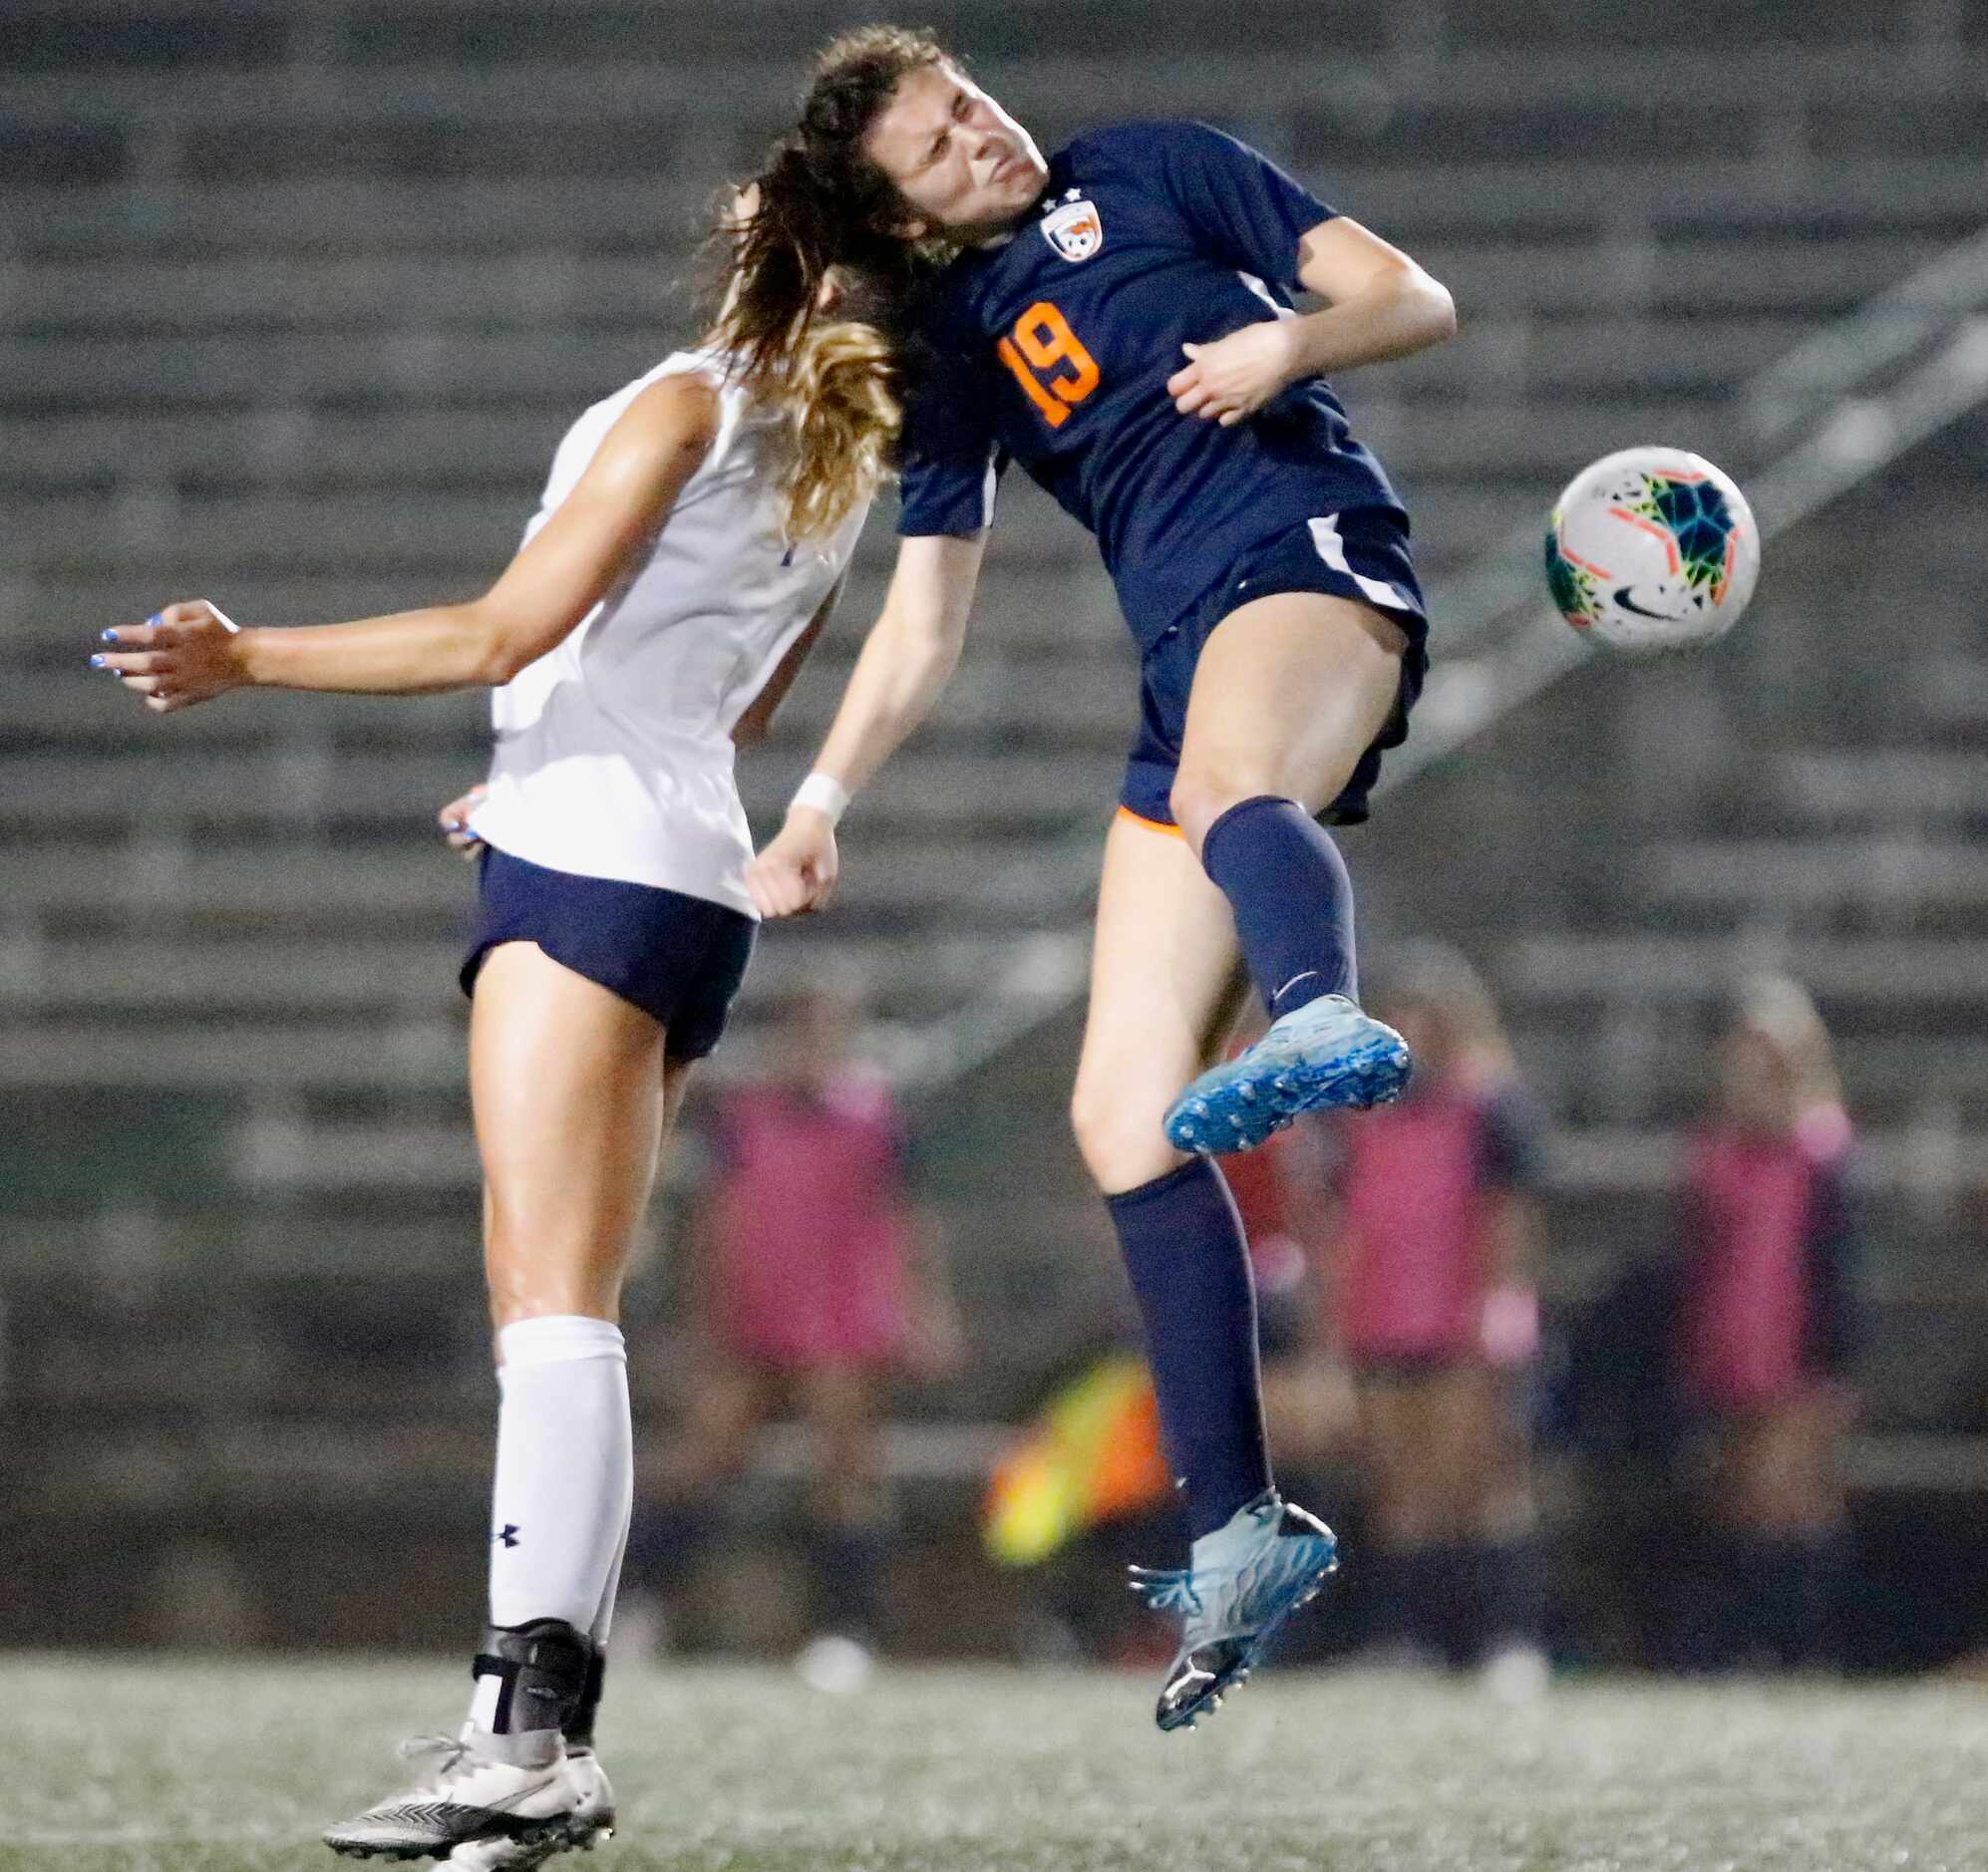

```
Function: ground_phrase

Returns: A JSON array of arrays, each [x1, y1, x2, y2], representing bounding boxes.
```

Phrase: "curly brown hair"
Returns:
[[717, 27, 949, 381], [708, 27, 955, 539]]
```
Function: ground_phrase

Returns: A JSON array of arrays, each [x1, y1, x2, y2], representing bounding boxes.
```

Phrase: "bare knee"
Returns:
[[1070, 1073, 1185, 1196], [485, 1222, 626, 1331], [1167, 766, 1263, 856]]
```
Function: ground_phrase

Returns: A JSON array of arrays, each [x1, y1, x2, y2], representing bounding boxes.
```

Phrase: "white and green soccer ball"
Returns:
[[1544, 447, 1760, 652]]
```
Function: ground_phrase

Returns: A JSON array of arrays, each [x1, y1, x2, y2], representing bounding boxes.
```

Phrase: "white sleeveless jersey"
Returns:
[[467, 346, 867, 916]]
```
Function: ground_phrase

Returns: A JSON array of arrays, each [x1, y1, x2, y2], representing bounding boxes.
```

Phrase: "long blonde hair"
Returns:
[[1729, 972, 1844, 1125], [706, 27, 952, 542], [1379, 941, 1518, 1088], [773, 309, 902, 543]]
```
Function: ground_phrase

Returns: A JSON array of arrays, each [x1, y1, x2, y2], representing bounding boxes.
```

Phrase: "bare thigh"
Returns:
[[797, 1362, 886, 1525], [1260, 1354, 1358, 1472], [1359, 1366, 1496, 1545], [657, 1352, 769, 1498], [1357, 1381, 1435, 1547], [1418, 1363, 1501, 1531], [1068, 810, 1250, 1195], [1169, 589, 1407, 851], [1715, 1390, 1848, 1533], [472, 939, 691, 1329]]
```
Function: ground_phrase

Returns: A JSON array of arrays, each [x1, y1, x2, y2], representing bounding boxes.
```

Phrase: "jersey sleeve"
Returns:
[[1477, 1084, 1547, 1191], [886, 1092, 927, 1181], [1148, 121, 1338, 293], [895, 360, 1005, 538], [1804, 1149, 1868, 1377]]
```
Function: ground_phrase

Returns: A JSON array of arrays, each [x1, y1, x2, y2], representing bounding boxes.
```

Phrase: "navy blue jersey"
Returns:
[[897, 121, 1407, 649]]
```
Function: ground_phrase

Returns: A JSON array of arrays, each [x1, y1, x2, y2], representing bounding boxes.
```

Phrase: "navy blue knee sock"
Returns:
[[1198, 794, 1357, 1020], [1722, 1530, 1846, 1669], [1374, 1542, 1474, 1664], [1106, 1157, 1272, 1541], [1483, 1532, 1548, 1658], [805, 1518, 888, 1644]]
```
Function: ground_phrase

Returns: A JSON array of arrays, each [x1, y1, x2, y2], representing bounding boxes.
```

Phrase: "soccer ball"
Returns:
[[1544, 447, 1760, 652]]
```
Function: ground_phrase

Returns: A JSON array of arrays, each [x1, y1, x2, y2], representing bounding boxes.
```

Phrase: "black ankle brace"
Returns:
[[563, 1648, 605, 1748], [472, 1618, 592, 1736]]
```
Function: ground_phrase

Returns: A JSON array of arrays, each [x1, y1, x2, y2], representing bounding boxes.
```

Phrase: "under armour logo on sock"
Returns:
[[495, 1524, 520, 1549]]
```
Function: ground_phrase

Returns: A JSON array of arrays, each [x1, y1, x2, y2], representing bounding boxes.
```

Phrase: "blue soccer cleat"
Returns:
[[1129, 1491, 1339, 1732], [1162, 993, 1411, 1155]]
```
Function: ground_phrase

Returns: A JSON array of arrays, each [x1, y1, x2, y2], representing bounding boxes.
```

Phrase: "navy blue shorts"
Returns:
[[1121, 507, 1429, 829], [462, 844, 756, 1063]]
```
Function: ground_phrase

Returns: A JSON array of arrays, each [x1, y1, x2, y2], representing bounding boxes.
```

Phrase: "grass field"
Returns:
[[7, 1654, 1987, 1871]]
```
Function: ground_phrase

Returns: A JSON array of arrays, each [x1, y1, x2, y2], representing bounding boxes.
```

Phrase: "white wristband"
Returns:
[[791, 772, 849, 826]]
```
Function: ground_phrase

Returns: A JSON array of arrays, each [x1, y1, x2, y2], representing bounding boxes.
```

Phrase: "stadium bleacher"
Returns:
[[4, 0, 1985, 1645]]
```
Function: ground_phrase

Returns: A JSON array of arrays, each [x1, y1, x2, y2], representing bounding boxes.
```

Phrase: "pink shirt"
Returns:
[[707, 1068, 912, 1367], [1677, 1116, 1849, 1412], [1336, 1084, 1529, 1363]]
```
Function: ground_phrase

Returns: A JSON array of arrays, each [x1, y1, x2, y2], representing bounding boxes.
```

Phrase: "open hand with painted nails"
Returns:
[[438, 783, 489, 860], [91, 600, 245, 713], [1165, 320, 1305, 427]]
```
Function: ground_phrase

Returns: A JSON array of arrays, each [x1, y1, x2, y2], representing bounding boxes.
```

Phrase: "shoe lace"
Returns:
[[1126, 1565, 1203, 1618], [395, 1732, 473, 1791], [1128, 1506, 1293, 1624]]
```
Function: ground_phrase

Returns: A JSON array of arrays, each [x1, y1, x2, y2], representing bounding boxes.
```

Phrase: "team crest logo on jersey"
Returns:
[[1041, 189, 1103, 263]]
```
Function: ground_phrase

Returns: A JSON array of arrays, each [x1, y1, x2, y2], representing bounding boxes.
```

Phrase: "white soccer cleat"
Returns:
[[324, 1730, 593, 1863], [447, 1748, 616, 1869]]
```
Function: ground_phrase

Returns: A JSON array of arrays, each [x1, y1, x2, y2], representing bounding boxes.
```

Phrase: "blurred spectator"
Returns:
[[1323, 944, 1549, 1688], [1671, 974, 1863, 1671], [627, 977, 962, 1685], [1217, 1074, 1359, 1486]]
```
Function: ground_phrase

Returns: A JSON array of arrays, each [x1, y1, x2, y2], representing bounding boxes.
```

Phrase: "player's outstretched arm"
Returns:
[[92, 375, 721, 712], [748, 530, 986, 919], [1168, 218, 1456, 427]]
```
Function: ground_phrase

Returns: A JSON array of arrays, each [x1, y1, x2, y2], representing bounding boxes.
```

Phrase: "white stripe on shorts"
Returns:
[[1307, 514, 1414, 614]]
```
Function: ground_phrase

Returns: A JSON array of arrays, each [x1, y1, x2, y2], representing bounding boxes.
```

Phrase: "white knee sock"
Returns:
[[486, 1314, 632, 1638], [589, 1498, 630, 1652]]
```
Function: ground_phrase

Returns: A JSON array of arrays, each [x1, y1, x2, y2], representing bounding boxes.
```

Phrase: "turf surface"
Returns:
[[6, 1655, 1986, 1871]]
